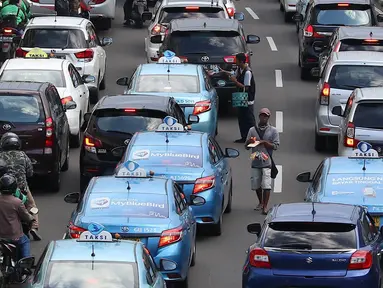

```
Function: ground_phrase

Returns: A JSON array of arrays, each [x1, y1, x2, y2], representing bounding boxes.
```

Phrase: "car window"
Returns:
[[311, 162, 324, 192], [22, 29, 87, 48], [86, 24, 99, 47], [210, 137, 224, 159], [71, 64, 84, 85], [353, 102, 383, 129], [68, 65, 79, 88], [208, 139, 219, 164], [264, 222, 357, 249], [49, 86, 64, 116], [172, 102, 187, 125], [340, 39, 383, 52], [135, 75, 199, 93], [361, 212, 377, 243], [32, 245, 48, 283], [173, 185, 186, 213], [328, 65, 383, 90], [142, 251, 156, 284], [343, 93, 355, 119], [159, 7, 226, 23], [0, 70, 65, 87], [202, 69, 212, 90], [313, 4, 371, 26], [0, 94, 43, 123]]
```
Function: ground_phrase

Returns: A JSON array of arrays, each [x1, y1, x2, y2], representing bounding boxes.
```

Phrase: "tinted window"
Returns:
[[136, 75, 199, 93], [264, 222, 356, 249], [22, 29, 87, 48], [159, 7, 226, 23], [340, 39, 383, 52], [328, 65, 383, 90], [170, 31, 244, 55], [93, 109, 167, 135], [0, 95, 43, 123], [314, 5, 371, 26], [325, 173, 383, 196], [0, 70, 65, 87], [86, 193, 169, 218], [45, 261, 136, 287], [128, 146, 203, 168], [354, 103, 383, 129]]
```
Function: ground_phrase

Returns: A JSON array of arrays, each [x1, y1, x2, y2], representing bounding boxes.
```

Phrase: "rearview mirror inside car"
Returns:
[[116, 77, 129, 86], [311, 67, 320, 77], [293, 13, 303, 22], [64, 192, 80, 204], [233, 12, 245, 21], [187, 114, 199, 124], [246, 35, 260, 44], [332, 106, 343, 117], [247, 223, 261, 235], [142, 12, 152, 21], [150, 35, 163, 44], [296, 172, 312, 182]]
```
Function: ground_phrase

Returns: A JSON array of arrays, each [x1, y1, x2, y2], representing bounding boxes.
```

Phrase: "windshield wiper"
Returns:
[[276, 243, 312, 250], [104, 130, 133, 136]]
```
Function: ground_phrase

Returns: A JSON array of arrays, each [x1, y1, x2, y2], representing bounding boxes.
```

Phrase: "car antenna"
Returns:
[[167, 63, 170, 81], [362, 158, 367, 171], [127, 180, 131, 191], [311, 202, 316, 222], [91, 244, 95, 270], [203, 22, 206, 28], [165, 132, 169, 143], [370, 31, 373, 38], [54, 11, 57, 22]]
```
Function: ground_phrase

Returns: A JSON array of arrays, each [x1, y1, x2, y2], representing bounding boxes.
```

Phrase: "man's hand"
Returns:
[[245, 137, 256, 145], [229, 75, 237, 82]]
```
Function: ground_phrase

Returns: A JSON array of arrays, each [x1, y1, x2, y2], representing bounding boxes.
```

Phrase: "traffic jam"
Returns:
[[0, 0, 383, 286]]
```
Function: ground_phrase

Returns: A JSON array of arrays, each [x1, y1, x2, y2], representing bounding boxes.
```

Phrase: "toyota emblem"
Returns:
[[306, 257, 313, 264], [2, 124, 11, 131], [124, 139, 130, 145], [201, 56, 209, 62], [377, 147, 382, 153]]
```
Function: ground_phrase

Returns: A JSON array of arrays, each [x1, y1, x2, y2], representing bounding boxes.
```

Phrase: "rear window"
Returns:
[[353, 102, 383, 129], [128, 146, 203, 168], [0, 95, 43, 123], [0, 70, 65, 87], [340, 39, 383, 52], [328, 65, 383, 90], [314, 4, 371, 26], [264, 222, 356, 249], [45, 261, 137, 287], [21, 29, 87, 49], [169, 31, 244, 55], [92, 109, 167, 136], [159, 7, 226, 23], [136, 75, 199, 93], [86, 193, 169, 218]]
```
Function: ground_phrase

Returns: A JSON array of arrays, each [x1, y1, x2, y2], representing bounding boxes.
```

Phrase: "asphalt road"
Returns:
[[29, 0, 336, 286]]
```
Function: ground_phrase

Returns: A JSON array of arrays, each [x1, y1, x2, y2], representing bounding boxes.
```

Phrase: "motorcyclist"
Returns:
[[0, 159, 27, 204], [0, 174, 34, 261], [2, 0, 31, 19], [123, 0, 134, 26], [0, 132, 42, 241], [0, 0, 29, 28]]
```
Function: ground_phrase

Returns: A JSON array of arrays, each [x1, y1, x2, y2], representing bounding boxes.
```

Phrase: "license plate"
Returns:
[[203, 64, 219, 71], [0, 36, 13, 42], [373, 216, 380, 227]]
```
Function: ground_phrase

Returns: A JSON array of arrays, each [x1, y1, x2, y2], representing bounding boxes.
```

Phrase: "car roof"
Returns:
[[338, 26, 383, 40], [331, 51, 383, 63], [27, 16, 89, 28], [3, 58, 67, 71], [50, 239, 138, 262], [96, 95, 171, 110], [133, 131, 205, 147], [353, 87, 383, 102], [311, 0, 370, 5], [0, 81, 45, 92], [139, 63, 199, 76], [327, 157, 383, 174], [90, 176, 169, 195], [170, 18, 240, 31], [271, 202, 359, 224]]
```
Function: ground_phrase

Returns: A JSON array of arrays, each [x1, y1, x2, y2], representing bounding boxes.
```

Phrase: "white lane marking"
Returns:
[[266, 37, 278, 51], [62, 233, 66, 239], [274, 165, 283, 193], [276, 111, 283, 133], [275, 70, 283, 87], [245, 7, 259, 19]]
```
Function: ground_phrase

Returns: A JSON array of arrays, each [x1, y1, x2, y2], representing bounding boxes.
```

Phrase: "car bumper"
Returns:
[[80, 151, 117, 179], [315, 104, 339, 136], [145, 39, 161, 62], [191, 188, 222, 224], [28, 153, 57, 176], [215, 86, 237, 104], [301, 46, 320, 68], [89, 0, 116, 19]]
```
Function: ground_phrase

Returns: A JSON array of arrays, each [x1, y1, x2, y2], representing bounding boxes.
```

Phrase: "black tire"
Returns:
[[70, 118, 81, 148], [215, 123, 218, 136], [280, 3, 284, 11], [48, 159, 61, 192], [190, 235, 196, 267], [284, 12, 291, 22], [211, 211, 222, 236], [314, 133, 327, 152], [296, 22, 299, 33], [173, 277, 188, 288], [300, 67, 310, 80], [80, 175, 90, 194], [97, 18, 112, 30], [99, 72, 106, 90], [90, 87, 99, 104], [224, 182, 233, 213], [61, 138, 70, 171], [135, 19, 143, 28]]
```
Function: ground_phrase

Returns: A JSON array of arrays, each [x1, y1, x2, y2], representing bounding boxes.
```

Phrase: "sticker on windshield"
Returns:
[[90, 197, 110, 209], [132, 149, 150, 160], [363, 187, 376, 197]]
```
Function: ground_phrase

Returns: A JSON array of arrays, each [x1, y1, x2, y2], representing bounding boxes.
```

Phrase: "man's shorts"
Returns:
[[251, 168, 272, 190]]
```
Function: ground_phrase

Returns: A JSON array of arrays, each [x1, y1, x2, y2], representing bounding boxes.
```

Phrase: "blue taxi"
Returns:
[[115, 116, 240, 236], [297, 141, 383, 227], [26, 224, 166, 287], [115, 51, 219, 136], [63, 164, 204, 287]]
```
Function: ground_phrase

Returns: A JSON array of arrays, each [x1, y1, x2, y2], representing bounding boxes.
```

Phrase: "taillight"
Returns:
[[193, 100, 211, 115], [227, 7, 234, 17], [69, 223, 86, 239], [84, 133, 102, 153], [245, 53, 250, 63], [320, 82, 330, 105], [158, 226, 183, 247], [92, 0, 106, 4], [344, 122, 359, 148], [193, 175, 215, 194], [2, 28, 13, 35], [75, 49, 94, 62], [15, 48, 27, 58], [223, 56, 236, 63], [249, 248, 271, 269], [304, 25, 323, 38], [151, 24, 166, 36], [334, 41, 341, 52], [179, 56, 188, 63], [348, 250, 372, 270], [30, 0, 39, 3], [45, 117, 53, 148], [61, 96, 73, 105]]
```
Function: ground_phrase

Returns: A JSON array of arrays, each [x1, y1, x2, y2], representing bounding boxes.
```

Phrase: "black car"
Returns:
[[295, 0, 383, 80], [152, 18, 260, 108], [79, 94, 197, 193]]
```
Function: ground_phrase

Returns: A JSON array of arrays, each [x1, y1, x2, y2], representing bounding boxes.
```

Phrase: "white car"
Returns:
[[146, 0, 242, 63], [15, 16, 112, 104], [26, 0, 116, 30], [280, 0, 298, 22], [0, 57, 93, 147]]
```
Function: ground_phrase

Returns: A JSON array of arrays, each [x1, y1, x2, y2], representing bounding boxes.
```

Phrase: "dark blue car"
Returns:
[[243, 202, 383, 288]]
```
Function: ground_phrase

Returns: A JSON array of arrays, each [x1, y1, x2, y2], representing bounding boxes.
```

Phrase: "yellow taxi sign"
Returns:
[[25, 48, 49, 59]]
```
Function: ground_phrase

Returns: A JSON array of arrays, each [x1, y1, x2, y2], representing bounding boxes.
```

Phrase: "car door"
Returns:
[[175, 183, 196, 235], [86, 24, 104, 82], [202, 68, 218, 105], [208, 138, 227, 208], [211, 136, 230, 200], [70, 63, 88, 114], [306, 161, 324, 202], [361, 211, 381, 264], [67, 64, 85, 116]]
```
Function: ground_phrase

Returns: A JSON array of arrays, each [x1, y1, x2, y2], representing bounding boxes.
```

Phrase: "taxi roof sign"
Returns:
[[156, 116, 184, 132], [116, 160, 147, 177], [25, 48, 49, 59], [350, 141, 379, 158], [78, 222, 113, 242], [158, 50, 182, 64]]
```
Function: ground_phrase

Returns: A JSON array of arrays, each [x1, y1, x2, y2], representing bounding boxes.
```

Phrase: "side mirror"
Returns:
[[64, 100, 77, 111], [100, 37, 113, 46], [246, 35, 260, 44], [311, 67, 320, 77], [187, 114, 199, 124], [332, 106, 343, 117], [17, 256, 35, 269], [142, 11, 152, 21], [64, 192, 80, 204], [150, 35, 163, 44], [247, 223, 262, 235], [84, 112, 91, 122], [225, 148, 239, 158], [13, 36, 21, 44], [189, 195, 206, 206], [233, 12, 245, 21], [82, 75, 96, 84], [296, 172, 312, 182], [378, 14, 383, 22], [293, 13, 303, 22], [116, 77, 129, 86]]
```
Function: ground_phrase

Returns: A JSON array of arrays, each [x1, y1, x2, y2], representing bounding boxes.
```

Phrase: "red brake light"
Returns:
[[348, 250, 372, 270], [227, 7, 234, 17], [61, 96, 73, 105], [223, 56, 236, 63], [84, 134, 102, 148], [185, 6, 199, 10], [75, 49, 94, 61], [92, 0, 106, 4], [15, 48, 27, 58], [334, 41, 341, 52], [304, 25, 323, 38], [179, 56, 188, 63], [193, 175, 215, 194], [151, 24, 166, 36], [69, 223, 86, 239], [2, 28, 13, 34], [124, 109, 136, 112], [338, 3, 349, 6], [320, 82, 330, 105], [245, 53, 250, 63], [45, 117, 53, 148], [193, 100, 211, 115], [159, 226, 183, 247], [249, 248, 271, 269], [344, 122, 359, 148], [364, 39, 379, 43]]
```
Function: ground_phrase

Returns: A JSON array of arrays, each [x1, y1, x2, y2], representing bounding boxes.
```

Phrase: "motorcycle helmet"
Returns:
[[0, 132, 21, 151], [0, 159, 8, 177], [0, 174, 17, 195]]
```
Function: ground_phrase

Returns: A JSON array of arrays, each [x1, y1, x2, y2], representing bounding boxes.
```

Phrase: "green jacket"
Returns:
[[13, 188, 27, 204], [0, 4, 27, 25], [3, 0, 30, 17]]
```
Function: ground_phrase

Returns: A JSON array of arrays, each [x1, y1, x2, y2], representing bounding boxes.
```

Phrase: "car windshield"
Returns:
[[0, 70, 65, 87], [44, 261, 137, 288], [353, 102, 383, 129], [169, 31, 244, 55], [325, 173, 383, 196], [135, 75, 199, 93], [159, 7, 226, 23], [314, 5, 371, 26], [340, 39, 383, 52], [328, 65, 383, 90], [0, 95, 43, 123], [21, 29, 87, 49], [264, 222, 356, 249]]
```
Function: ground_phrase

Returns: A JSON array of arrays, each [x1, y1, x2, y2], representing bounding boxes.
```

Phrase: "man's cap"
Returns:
[[259, 108, 271, 116]]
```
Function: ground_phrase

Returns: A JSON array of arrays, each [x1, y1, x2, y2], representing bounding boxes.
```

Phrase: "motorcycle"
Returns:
[[79, 0, 91, 19], [0, 16, 22, 64], [130, 0, 152, 28]]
